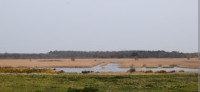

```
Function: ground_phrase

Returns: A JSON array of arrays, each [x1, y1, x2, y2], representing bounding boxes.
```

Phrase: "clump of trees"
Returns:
[[0, 50, 198, 59], [132, 53, 139, 61]]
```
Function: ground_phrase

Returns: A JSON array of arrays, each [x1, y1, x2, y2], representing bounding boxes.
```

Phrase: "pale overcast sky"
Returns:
[[0, 0, 198, 53]]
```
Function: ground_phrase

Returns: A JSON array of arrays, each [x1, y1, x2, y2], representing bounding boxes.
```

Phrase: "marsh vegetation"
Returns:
[[0, 74, 197, 92]]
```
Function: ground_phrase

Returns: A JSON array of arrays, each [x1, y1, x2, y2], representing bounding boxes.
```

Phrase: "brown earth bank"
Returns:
[[0, 58, 198, 68]]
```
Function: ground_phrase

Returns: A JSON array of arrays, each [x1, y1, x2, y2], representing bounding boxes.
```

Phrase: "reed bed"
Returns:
[[0, 68, 56, 74], [0, 58, 198, 68]]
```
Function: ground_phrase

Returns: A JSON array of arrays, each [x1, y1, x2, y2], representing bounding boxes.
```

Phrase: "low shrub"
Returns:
[[82, 71, 94, 74], [142, 64, 146, 67], [168, 70, 176, 73], [179, 70, 184, 72], [71, 57, 75, 61], [145, 70, 153, 73], [57, 70, 64, 73], [155, 70, 167, 73], [170, 64, 178, 67], [127, 68, 136, 73], [158, 64, 162, 67], [128, 64, 136, 73]]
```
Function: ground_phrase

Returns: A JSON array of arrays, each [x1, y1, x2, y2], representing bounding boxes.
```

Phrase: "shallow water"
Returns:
[[53, 63, 198, 73]]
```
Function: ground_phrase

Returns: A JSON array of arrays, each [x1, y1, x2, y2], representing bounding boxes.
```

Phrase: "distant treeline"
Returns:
[[0, 50, 198, 59]]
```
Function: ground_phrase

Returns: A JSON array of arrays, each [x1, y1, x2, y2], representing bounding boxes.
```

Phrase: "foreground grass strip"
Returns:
[[0, 74, 197, 92]]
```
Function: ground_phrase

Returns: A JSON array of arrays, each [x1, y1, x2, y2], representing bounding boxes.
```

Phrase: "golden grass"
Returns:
[[0, 68, 56, 74], [0, 58, 198, 68]]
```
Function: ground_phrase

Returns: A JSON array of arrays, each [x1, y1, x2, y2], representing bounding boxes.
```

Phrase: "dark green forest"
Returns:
[[0, 50, 197, 59]]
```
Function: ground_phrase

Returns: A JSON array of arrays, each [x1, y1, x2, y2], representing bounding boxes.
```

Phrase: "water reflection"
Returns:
[[54, 63, 198, 73]]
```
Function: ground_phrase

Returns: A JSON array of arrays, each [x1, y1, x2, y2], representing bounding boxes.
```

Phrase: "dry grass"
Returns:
[[0, 58, 198, 68], [117, 58, 199, 68]]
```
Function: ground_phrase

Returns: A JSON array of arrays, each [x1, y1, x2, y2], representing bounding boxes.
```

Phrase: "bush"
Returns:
[[57, 70, 64, 73], [155, 70, 167, 73], [82, 71, 94, 74], [168, 70, 175, 73], [134, 56, 139, 61], [170, 64, 178, 67], [71, 57, 75, 61], [145, 70, 153, 73], [127, 64, 136, 73], [127, 68, 136, 73], [179, 70, 184, 72], [142, 64, 146, 67]]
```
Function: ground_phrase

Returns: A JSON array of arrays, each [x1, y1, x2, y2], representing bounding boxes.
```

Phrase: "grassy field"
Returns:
[[0, 58, 198, 68], [0, 74, 197, 92]]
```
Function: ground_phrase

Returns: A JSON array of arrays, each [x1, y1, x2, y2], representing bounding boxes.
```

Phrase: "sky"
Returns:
[[0, 0, 198, 53]]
